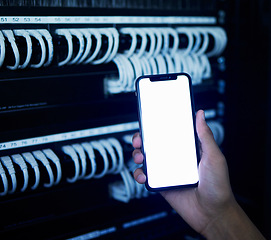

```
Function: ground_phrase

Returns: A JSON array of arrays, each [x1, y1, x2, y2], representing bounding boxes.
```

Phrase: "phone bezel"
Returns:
[[135, 73, 200, 192]]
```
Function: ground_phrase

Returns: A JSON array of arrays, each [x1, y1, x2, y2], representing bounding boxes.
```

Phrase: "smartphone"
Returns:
[[135, 73, 200, 192]]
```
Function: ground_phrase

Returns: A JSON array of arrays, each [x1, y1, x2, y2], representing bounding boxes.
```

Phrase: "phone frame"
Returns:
[[135, 73, 200, 192]]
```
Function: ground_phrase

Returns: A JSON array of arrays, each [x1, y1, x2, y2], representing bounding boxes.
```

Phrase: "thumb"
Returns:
[[196, 110, 222, 157]]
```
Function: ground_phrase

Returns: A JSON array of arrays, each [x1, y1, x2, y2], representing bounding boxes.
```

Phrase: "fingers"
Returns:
[[133, 150, 144, 164], [132, 132, 144, 164], [133, 168, 146, 184], [132, 132, 146, 184], [196, 110, 223, 157], [132, 132, 142, 149]]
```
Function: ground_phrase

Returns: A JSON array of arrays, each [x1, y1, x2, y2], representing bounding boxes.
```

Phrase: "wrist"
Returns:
[[202, 199, 265, 240], [202, 198, 238, 239]]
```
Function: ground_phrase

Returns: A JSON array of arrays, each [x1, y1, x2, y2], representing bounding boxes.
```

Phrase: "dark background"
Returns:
[[225, 0, 271, 237]]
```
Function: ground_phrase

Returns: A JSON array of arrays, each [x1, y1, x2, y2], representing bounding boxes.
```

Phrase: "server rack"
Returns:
[[0, 1, 231, 239]]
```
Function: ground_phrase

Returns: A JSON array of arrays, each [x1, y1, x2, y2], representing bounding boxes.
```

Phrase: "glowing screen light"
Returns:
[[138, 75, 199, 189]]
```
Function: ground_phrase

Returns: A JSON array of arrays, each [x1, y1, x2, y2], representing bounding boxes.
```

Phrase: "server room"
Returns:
[[0, 0, 270, 239]]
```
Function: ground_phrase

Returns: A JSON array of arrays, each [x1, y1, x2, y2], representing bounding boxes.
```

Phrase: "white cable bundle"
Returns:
[[108, 159, 151, 203], [42, 149, 62, 185], [11, 154, 29, 192], [55, 27, 119, 67], [0, 161, 8, 196], [2, 30, 20, 70], [106, 26, 227, 93], [0, 149, 60, 195], [0, 31, 6, 68], [0, 137, 126, 196], [0, 29, 53, 70], [22, 152, 40, 190], [109, 134, 153, 203], [109, 166, 134, 203], [62, 145, 81, 183], [81, 142, 97, 179], [13, 29, 32, 69], [0, 156, 17, 194], [62, 138, 124, 183], [0, 26, 226, 78], [32, 150, 55, 188]]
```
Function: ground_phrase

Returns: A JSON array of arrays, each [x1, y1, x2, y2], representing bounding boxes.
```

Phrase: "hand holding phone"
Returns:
[[135, 73, 200, 191]]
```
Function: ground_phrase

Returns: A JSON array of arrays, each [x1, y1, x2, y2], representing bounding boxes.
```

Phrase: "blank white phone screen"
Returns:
[[139, 75, 199, 189]]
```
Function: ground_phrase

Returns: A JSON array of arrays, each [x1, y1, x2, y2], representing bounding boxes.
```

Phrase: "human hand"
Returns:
[[132, 110, 235, 236]]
